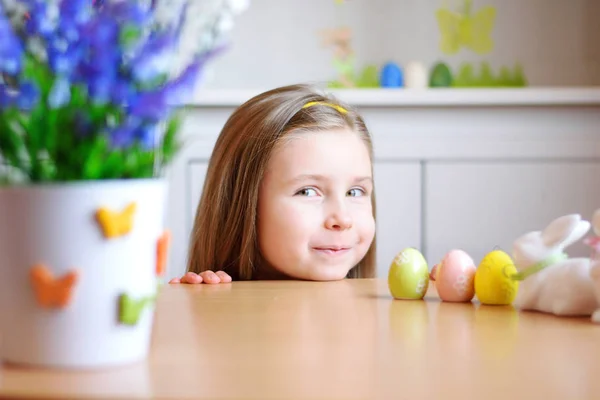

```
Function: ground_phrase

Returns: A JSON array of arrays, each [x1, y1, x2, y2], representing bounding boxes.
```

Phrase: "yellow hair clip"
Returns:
[[302, 101, 348, 114]]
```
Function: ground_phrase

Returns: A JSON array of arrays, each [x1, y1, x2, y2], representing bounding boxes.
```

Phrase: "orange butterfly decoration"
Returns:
[[156, 230, 171, 276], [30, 264, 79, 309], [95, 202, 137, 239]]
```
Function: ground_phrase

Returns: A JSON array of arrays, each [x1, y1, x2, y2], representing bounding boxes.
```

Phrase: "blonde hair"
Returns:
[[186, 84, 377, 280]]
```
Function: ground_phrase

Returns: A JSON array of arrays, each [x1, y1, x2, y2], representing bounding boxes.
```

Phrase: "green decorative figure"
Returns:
[[451, 62, 528, 87], [430, 62, 453, 87]]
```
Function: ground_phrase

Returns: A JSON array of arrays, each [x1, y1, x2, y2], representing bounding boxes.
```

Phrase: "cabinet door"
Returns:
[[164, 161, 208, 279], [188, 162, 209, 229], [373, 162, 422, 277], [425, 161, 600, 266]]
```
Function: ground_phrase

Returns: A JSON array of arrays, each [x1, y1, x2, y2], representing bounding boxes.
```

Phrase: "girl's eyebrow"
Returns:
[[287, 174, 373, 185]]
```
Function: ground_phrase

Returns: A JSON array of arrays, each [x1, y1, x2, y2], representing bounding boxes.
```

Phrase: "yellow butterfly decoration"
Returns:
[[436, 0, 496, 55], [95, 202, 137, 239]]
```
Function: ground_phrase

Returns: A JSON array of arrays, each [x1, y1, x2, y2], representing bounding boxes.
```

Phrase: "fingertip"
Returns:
[[200, 271, 221, 284], [182, 272, 203, 284], [168, 278, 181, 284], [215, 271, 232, 283]]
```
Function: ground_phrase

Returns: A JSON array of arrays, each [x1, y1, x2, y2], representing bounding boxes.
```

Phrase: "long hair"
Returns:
[[186, 84, 377, 280]]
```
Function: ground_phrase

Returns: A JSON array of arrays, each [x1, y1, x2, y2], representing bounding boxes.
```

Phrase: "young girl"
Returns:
[[169, 83, 377, 284]]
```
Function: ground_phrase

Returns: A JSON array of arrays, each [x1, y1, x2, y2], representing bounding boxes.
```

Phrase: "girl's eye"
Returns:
[[296, 188, 318, 197], [347, 188, 366, 197]]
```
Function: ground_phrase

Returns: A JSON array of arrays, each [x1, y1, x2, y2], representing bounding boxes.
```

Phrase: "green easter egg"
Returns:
[[388, 248, 430, 300], [429, 62, 453, 87]]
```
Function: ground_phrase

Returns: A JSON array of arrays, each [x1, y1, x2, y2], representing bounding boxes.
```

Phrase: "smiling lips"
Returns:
[[313, 246, 351, 255]]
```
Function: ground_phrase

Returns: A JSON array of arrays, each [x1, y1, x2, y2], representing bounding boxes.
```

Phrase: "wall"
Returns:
[[200, 0, 600, 89]]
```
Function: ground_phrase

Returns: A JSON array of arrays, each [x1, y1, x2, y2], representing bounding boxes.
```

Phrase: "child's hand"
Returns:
[[168, 271, 232, 284]]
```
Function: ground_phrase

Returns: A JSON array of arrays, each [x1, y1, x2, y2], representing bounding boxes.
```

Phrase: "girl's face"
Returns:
[[257, 128, 375, 281]]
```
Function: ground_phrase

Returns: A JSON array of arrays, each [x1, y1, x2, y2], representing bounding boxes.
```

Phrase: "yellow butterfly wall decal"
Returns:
[[436, 0, 496, 55], [95, 202, 137, 239], [30, 264, 79, 309]]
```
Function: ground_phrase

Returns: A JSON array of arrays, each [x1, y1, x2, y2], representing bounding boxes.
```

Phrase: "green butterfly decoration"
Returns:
[[436, 0, 496, 55], [118, 292, 156, 326]]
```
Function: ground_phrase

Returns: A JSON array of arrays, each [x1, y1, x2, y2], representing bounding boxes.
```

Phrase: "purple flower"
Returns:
[[80, 13, 119, 47], [73, 111, 92, 137], [164, 47, 225, 106], [111, 80, 135, 107], [100, 1, 152, 26], [108, 117, 141, 148], [93, 0, 107, 9], [129, 31, 177, 82], [129, 89, 170, 120]]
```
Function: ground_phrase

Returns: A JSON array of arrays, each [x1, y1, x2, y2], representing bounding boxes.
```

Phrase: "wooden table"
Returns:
[[1, 279, 600, 399]]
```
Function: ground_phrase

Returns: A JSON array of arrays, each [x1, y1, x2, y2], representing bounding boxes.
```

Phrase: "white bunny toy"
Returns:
[[511, 213, 599, 320], [584, 208, 600, 322]]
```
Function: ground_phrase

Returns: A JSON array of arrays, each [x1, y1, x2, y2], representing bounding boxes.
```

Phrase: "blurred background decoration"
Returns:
[[199, 0, 599, 91]]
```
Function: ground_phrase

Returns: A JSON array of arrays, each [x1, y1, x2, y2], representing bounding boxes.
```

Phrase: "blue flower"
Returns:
[[136, 123, 160, 150], [0, 5, 24, 74], [48, 38, 84, 75], [111, 80, 136, 107], [60, 0, 93, 25], [0, 81, 39, 110], [23, 0, 57, 39], [48, 76, 71, 108]]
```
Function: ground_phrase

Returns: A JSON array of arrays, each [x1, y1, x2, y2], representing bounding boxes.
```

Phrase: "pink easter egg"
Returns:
[[432, 249, 476, 302]]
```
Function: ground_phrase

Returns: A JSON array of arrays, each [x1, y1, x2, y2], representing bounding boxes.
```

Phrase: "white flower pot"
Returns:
[[0, 178, 168, 369]]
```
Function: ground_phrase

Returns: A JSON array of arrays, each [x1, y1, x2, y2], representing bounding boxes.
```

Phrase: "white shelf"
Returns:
[[188, 87, 600, 107]]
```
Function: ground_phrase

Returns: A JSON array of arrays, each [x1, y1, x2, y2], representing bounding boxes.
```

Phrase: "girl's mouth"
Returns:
[[313, 247, 351, 256]]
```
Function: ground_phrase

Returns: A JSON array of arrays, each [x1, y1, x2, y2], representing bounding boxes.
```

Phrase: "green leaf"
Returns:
[[120, 24, 142, 48], [0, 109, 27, 174], [82, 135, 109, 180], [102, 150, 125, 178], [161, 114, 182, 166]]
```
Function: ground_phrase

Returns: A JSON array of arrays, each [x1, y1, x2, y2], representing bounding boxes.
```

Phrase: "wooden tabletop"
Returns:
[[1, 279, 600, 399]]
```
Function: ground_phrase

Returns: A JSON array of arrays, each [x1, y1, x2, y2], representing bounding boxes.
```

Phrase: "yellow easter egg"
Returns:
[[475, 250, 519, 305]]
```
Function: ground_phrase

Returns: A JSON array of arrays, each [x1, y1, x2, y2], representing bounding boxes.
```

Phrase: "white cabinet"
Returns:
[[164, 89, 600, 281], [372, 162, 421, 277], [424, 161, 600, 266]]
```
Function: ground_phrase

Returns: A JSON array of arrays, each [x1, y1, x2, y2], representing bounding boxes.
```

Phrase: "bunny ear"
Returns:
[[513, 231, 545, 264], [542, 214, 588, 247]]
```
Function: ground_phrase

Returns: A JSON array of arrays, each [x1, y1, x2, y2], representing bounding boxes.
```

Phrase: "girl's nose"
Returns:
[[324, 209, 353, 231]]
